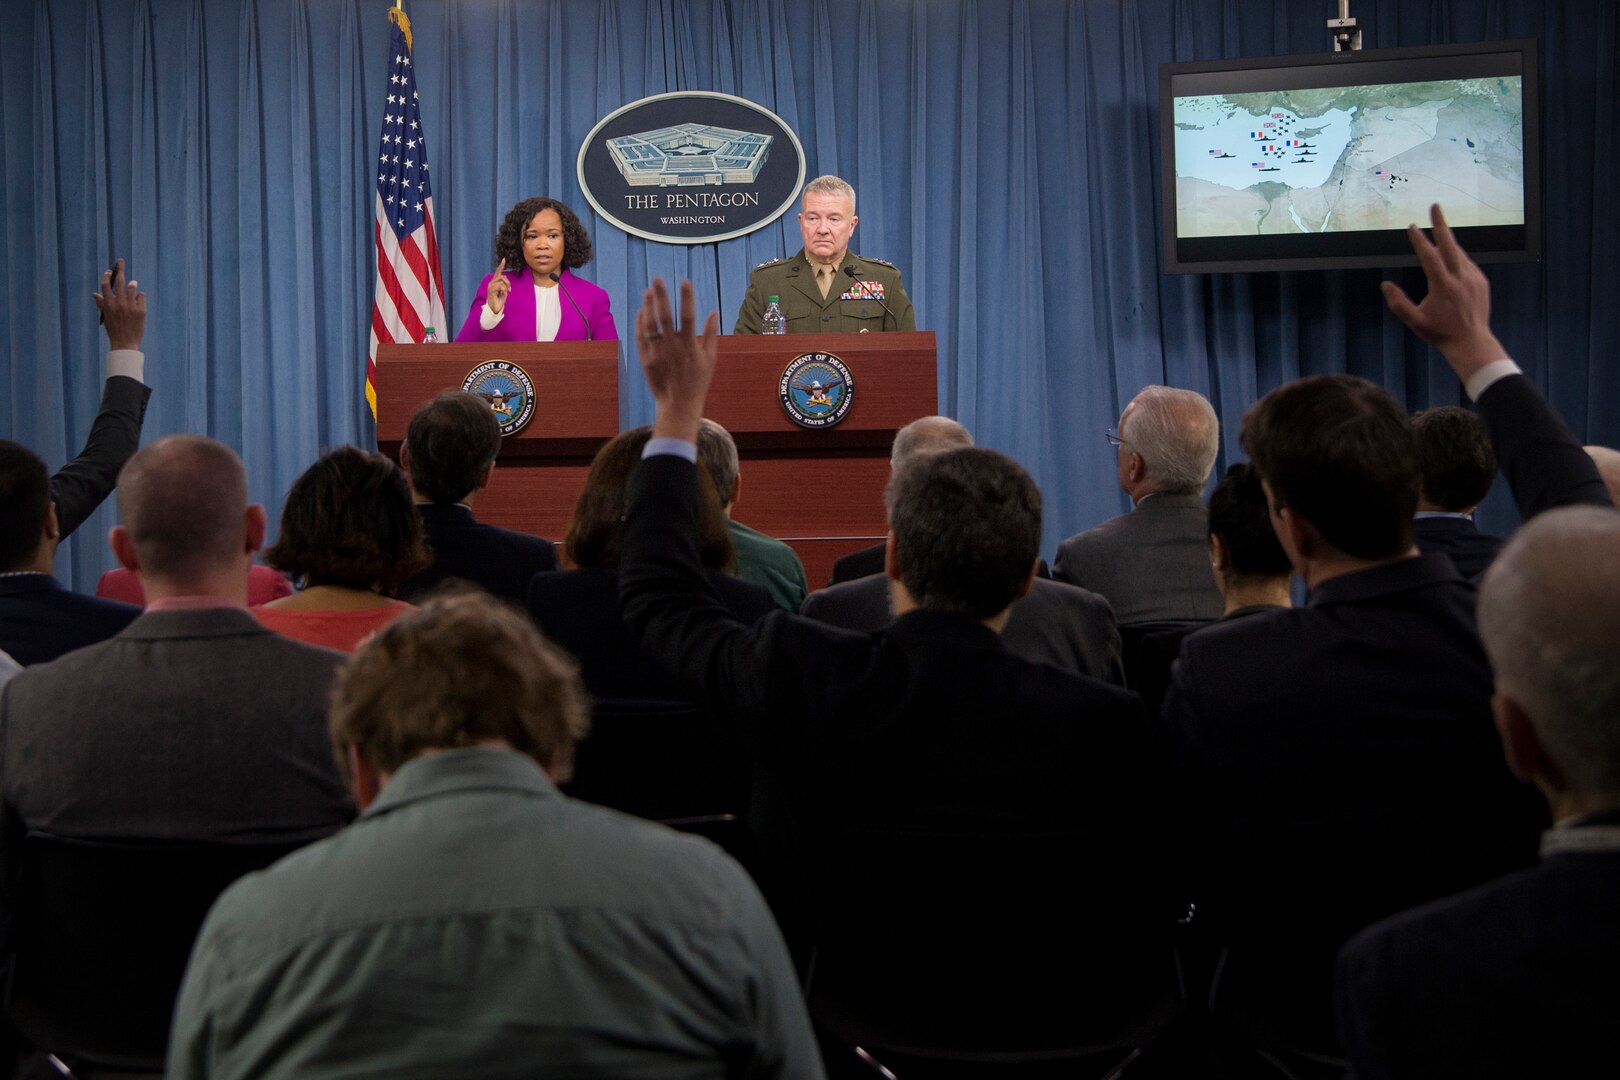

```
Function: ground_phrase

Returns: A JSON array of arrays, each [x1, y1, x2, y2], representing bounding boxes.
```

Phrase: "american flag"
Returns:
[[367, 6, 446, 418]]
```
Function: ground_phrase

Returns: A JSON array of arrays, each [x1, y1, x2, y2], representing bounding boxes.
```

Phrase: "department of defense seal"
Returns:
[[779, 352, 854, 429], [462, 361, 537, 437]]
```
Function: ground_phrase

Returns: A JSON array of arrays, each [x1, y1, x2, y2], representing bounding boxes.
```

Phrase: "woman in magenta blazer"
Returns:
[[455, 196, 618, 342]]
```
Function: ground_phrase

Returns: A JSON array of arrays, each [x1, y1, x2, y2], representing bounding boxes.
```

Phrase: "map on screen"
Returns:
[[1172, 77, 1524, 238]]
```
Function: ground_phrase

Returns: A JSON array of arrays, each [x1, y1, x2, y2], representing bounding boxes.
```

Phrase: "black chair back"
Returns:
[[5, 833, 308, 1072], [804, 826, 1184, 1069], [1118, 620, 1205, 713]]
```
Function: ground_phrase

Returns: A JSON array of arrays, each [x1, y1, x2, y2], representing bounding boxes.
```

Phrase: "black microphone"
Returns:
[[550, 271, 591, 341], [843, 266, 897, 330]]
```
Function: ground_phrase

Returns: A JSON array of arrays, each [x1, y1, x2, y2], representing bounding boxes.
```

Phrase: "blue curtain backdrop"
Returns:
[[2, 0, 1616, 590]]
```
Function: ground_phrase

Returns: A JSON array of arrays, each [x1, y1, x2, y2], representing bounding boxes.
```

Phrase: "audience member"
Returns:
[[828, 416, 975, 584], [0, 440, 139, 664], [0, 649, 18, 688], [0, 434, 353, 934], [1205, 461, 1293, 618], [695, 418, 810, 612], [168, 593, 820, 1079], [1584, 444, 1620, 504], [617, 280, 1170, 1054], [398, 391, 559, 603], [0, 261, 152, 664], [254, 447, 428, 652], [1337, 505, 1620, 1079], [802, 417, 1123, 682], [1053, 385, 1224, 624], [528, 426, 772, 707], [622, 286, 1153, 828], [1163, 376, 1535, 1048], [1125, 462, 1291, 712], [1410, 405, 1503, 578], [96, 564, 293, 606], [1159, 208, 1565, 1057]]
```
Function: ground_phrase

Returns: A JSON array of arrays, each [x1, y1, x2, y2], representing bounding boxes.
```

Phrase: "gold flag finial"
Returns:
[[388, 4, 413, 53]]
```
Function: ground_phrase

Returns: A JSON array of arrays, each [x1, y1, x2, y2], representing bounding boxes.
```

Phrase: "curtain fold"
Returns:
[[2, 0, 1615, 589]]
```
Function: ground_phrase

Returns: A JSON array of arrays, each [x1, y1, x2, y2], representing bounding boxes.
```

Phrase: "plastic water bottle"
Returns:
[[761, 297, 787, 335], [422, 326, 439, 343]]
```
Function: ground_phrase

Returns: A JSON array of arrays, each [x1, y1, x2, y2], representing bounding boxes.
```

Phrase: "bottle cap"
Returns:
[[767, 296, 780, 303]]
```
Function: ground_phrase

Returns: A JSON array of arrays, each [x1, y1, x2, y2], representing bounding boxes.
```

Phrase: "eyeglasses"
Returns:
[[1104, 428, 1126, 447]]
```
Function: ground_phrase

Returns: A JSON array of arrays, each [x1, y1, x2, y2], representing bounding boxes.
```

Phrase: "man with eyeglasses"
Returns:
[[1052, 386, 1224, 625]]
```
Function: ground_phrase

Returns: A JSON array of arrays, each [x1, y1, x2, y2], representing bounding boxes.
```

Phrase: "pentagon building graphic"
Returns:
[[607, 123, 774, 187]]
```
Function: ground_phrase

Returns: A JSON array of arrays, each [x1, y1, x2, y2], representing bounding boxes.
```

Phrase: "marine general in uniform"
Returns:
[[734, 175, 917, 334]]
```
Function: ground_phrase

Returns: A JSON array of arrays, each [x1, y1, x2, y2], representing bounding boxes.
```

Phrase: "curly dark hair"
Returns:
[[263, 446, 432, 595], [493, 197, 593, 272]]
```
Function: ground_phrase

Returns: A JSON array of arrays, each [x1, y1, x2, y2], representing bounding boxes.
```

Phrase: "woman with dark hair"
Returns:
[[454, 196, 618, 342], [253, 447, 431, 652], [526, 426, 771, 707], [1206, 462, 1293, 618]]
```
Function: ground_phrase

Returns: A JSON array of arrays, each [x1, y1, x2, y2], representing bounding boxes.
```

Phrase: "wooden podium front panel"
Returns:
[[374, 341, 620, 454], [711, 332, 937, 585], [708, 331, 937, 450]]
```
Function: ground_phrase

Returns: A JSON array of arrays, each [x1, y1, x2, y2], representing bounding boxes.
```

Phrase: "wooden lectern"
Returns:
[[374, 332, 937, 586]]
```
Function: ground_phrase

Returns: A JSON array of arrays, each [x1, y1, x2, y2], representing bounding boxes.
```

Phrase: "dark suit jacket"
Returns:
[[1159, 555, 1545, 1049], [49, 375, 152, 539], [1413, 515, 1504, 580], [800, 575, 1124, 685], [0, 573, 140, 666], [830, 541, 1049, 587], [1478, 373, 1612, 519], [403, 503, 559, 604], [0, 608, 354, 912], [1337, 812, 1620, 1080], [527, 567, 773, 708], [619, 454, 1154, 836], [1052, 492, 1223, 626]]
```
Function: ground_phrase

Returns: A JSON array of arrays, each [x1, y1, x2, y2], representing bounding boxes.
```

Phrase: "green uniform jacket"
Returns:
[[733, 248, 916, 334]]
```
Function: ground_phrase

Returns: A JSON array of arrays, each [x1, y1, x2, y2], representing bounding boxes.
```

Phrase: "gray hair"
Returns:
[[803, 174, 856, 214], [891, 416, 973, 468], [696, 418, 740, 507], [1479, 505, 1620, 800], [1121, 386, 1220, 495]]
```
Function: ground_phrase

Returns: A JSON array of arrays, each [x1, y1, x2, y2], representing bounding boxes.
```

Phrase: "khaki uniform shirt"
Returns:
[[734, 249, 916, 334]]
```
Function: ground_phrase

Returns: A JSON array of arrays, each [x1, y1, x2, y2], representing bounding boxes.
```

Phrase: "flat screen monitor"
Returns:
[[1160, 40, 1540, 274]]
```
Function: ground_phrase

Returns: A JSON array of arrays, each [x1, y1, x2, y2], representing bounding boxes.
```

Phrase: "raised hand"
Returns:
[[487, 257, 512, 314], [1381, 204, 1507, 383], [93, 258, 146, 352], [635, 277, 720, 442]]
